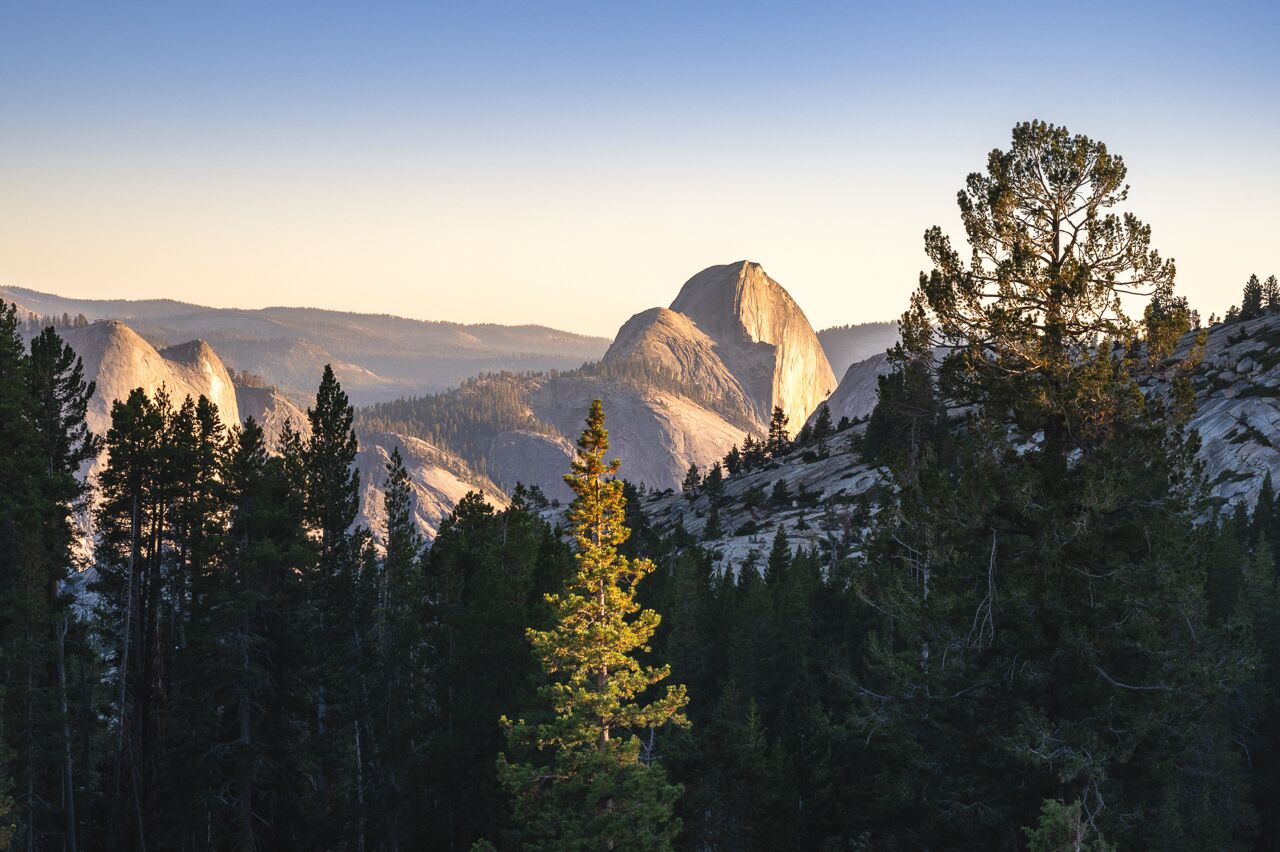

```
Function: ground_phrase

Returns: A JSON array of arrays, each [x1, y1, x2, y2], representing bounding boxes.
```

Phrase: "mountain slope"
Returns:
[[1, 285, 610, 404], [56, 319, 499, 541], [59, 321, 241, 439], [363, 261, 838, 494], [667, 261, 837, 433]]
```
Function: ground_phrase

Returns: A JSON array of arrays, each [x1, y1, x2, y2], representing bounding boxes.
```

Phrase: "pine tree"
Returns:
[[764, 526, 790, 588], [853, 120, 1242, 847], [0, 318, 99, 850], [1023, 799, 1114, 851], [1253, 473, 1276, 547], [765, 406, 790, 458], [300, 364, 367, 846], [93, 386, 166, 850], [1242, 274, 1265, 320], [370, 446, 426, 849], [681, 463, 701, 502], [741, 435, 767, 470], [701, 462, 724, 503], [723, 445, 742, 477], [498, 400, 688, 851], [1264, 275, 1280, 313], [811, 402, 833, 442], [702, 503, 722, 541]]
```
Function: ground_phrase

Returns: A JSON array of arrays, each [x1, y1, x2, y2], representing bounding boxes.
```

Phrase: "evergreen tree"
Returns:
[[1266, 274, 1280, 313], [422, 492, 571, 850], [722, 445, 742, 477], [702, 503, 722, 541], [681, 463, 701, 502], [853, 120, 1242, 848], [701, 462, 724, 503], [764, 526, 790, 588], [765, 406, 790, 458], [1253, 472, 1276, 547], [811, 402, 833, 442], [498, 400, 688, 851], [0, 316, 99, 850], [741, 435, 767, 470], [359, 446, 428, 850], [1023, 799, 1114, 851], [1242, 273, 1265, 320]]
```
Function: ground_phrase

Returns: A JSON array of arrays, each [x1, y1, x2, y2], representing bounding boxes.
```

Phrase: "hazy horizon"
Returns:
[[3, 2, 1277, 336]]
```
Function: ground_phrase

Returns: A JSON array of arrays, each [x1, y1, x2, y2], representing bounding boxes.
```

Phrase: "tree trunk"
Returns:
[[57, 615, 78, 852]]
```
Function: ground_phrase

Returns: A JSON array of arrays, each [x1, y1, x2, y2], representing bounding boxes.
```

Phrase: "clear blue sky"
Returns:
[[1, 1, 1276, 335]]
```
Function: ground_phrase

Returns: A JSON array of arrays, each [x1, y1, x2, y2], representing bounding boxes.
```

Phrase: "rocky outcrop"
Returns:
[[60, 321, 240, 439], [356, 431, 508, 541], [234, 384, 311, 449], [529, 375, 747, 493], [1165, 313, 1280, 508], [466, 261, 839, 493], [602, 307, 758, 425], [810, 352, 893, 427], [486, 430, 577, 502], [668, 261, 837, 433]]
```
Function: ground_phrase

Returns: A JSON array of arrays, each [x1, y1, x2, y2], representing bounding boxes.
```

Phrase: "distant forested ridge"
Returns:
[[817, 320, 899, 377]]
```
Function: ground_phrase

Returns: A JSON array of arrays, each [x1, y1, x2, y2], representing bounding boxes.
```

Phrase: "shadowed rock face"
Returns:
[[486, 430, 577, 502], [809, 352, 893, 427]]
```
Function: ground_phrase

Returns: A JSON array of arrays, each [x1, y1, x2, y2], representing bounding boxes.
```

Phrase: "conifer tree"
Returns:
[[0, 316, 98, 849], [764, 526, 790, 588], [681, 463, 701, 502], [371, 446, 426, 849], [765, 406, 790, 458], [1266, 275, 1280, 313], [722, 445, 742, 477], [300, 364, 365, 845], [499, 400, 688, 851], [854, 120, 1241, 847], [811, 402, 833, 440], [701, 462, 724, 503], [741, 435, 766, 470], [1242, 274, 1265, 320]]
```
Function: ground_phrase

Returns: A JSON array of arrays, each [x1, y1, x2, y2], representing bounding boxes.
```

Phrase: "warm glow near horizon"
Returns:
[[2, 2, 1277, 337]]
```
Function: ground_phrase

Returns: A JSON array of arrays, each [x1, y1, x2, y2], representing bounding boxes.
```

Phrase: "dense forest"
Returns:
[[4, 121, 1280, 850]]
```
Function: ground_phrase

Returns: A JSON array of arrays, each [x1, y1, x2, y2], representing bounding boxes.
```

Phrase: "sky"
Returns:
[[1, 1, 1277, 337]]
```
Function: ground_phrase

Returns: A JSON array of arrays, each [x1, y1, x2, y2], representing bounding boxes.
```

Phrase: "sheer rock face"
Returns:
[[60, 321, 240, 438], [667, 261, 836, 433], [509, 261, 836, 491]]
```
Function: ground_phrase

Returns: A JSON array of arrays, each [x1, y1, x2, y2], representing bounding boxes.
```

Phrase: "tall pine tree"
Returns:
[[498, 400, 688, 851]]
